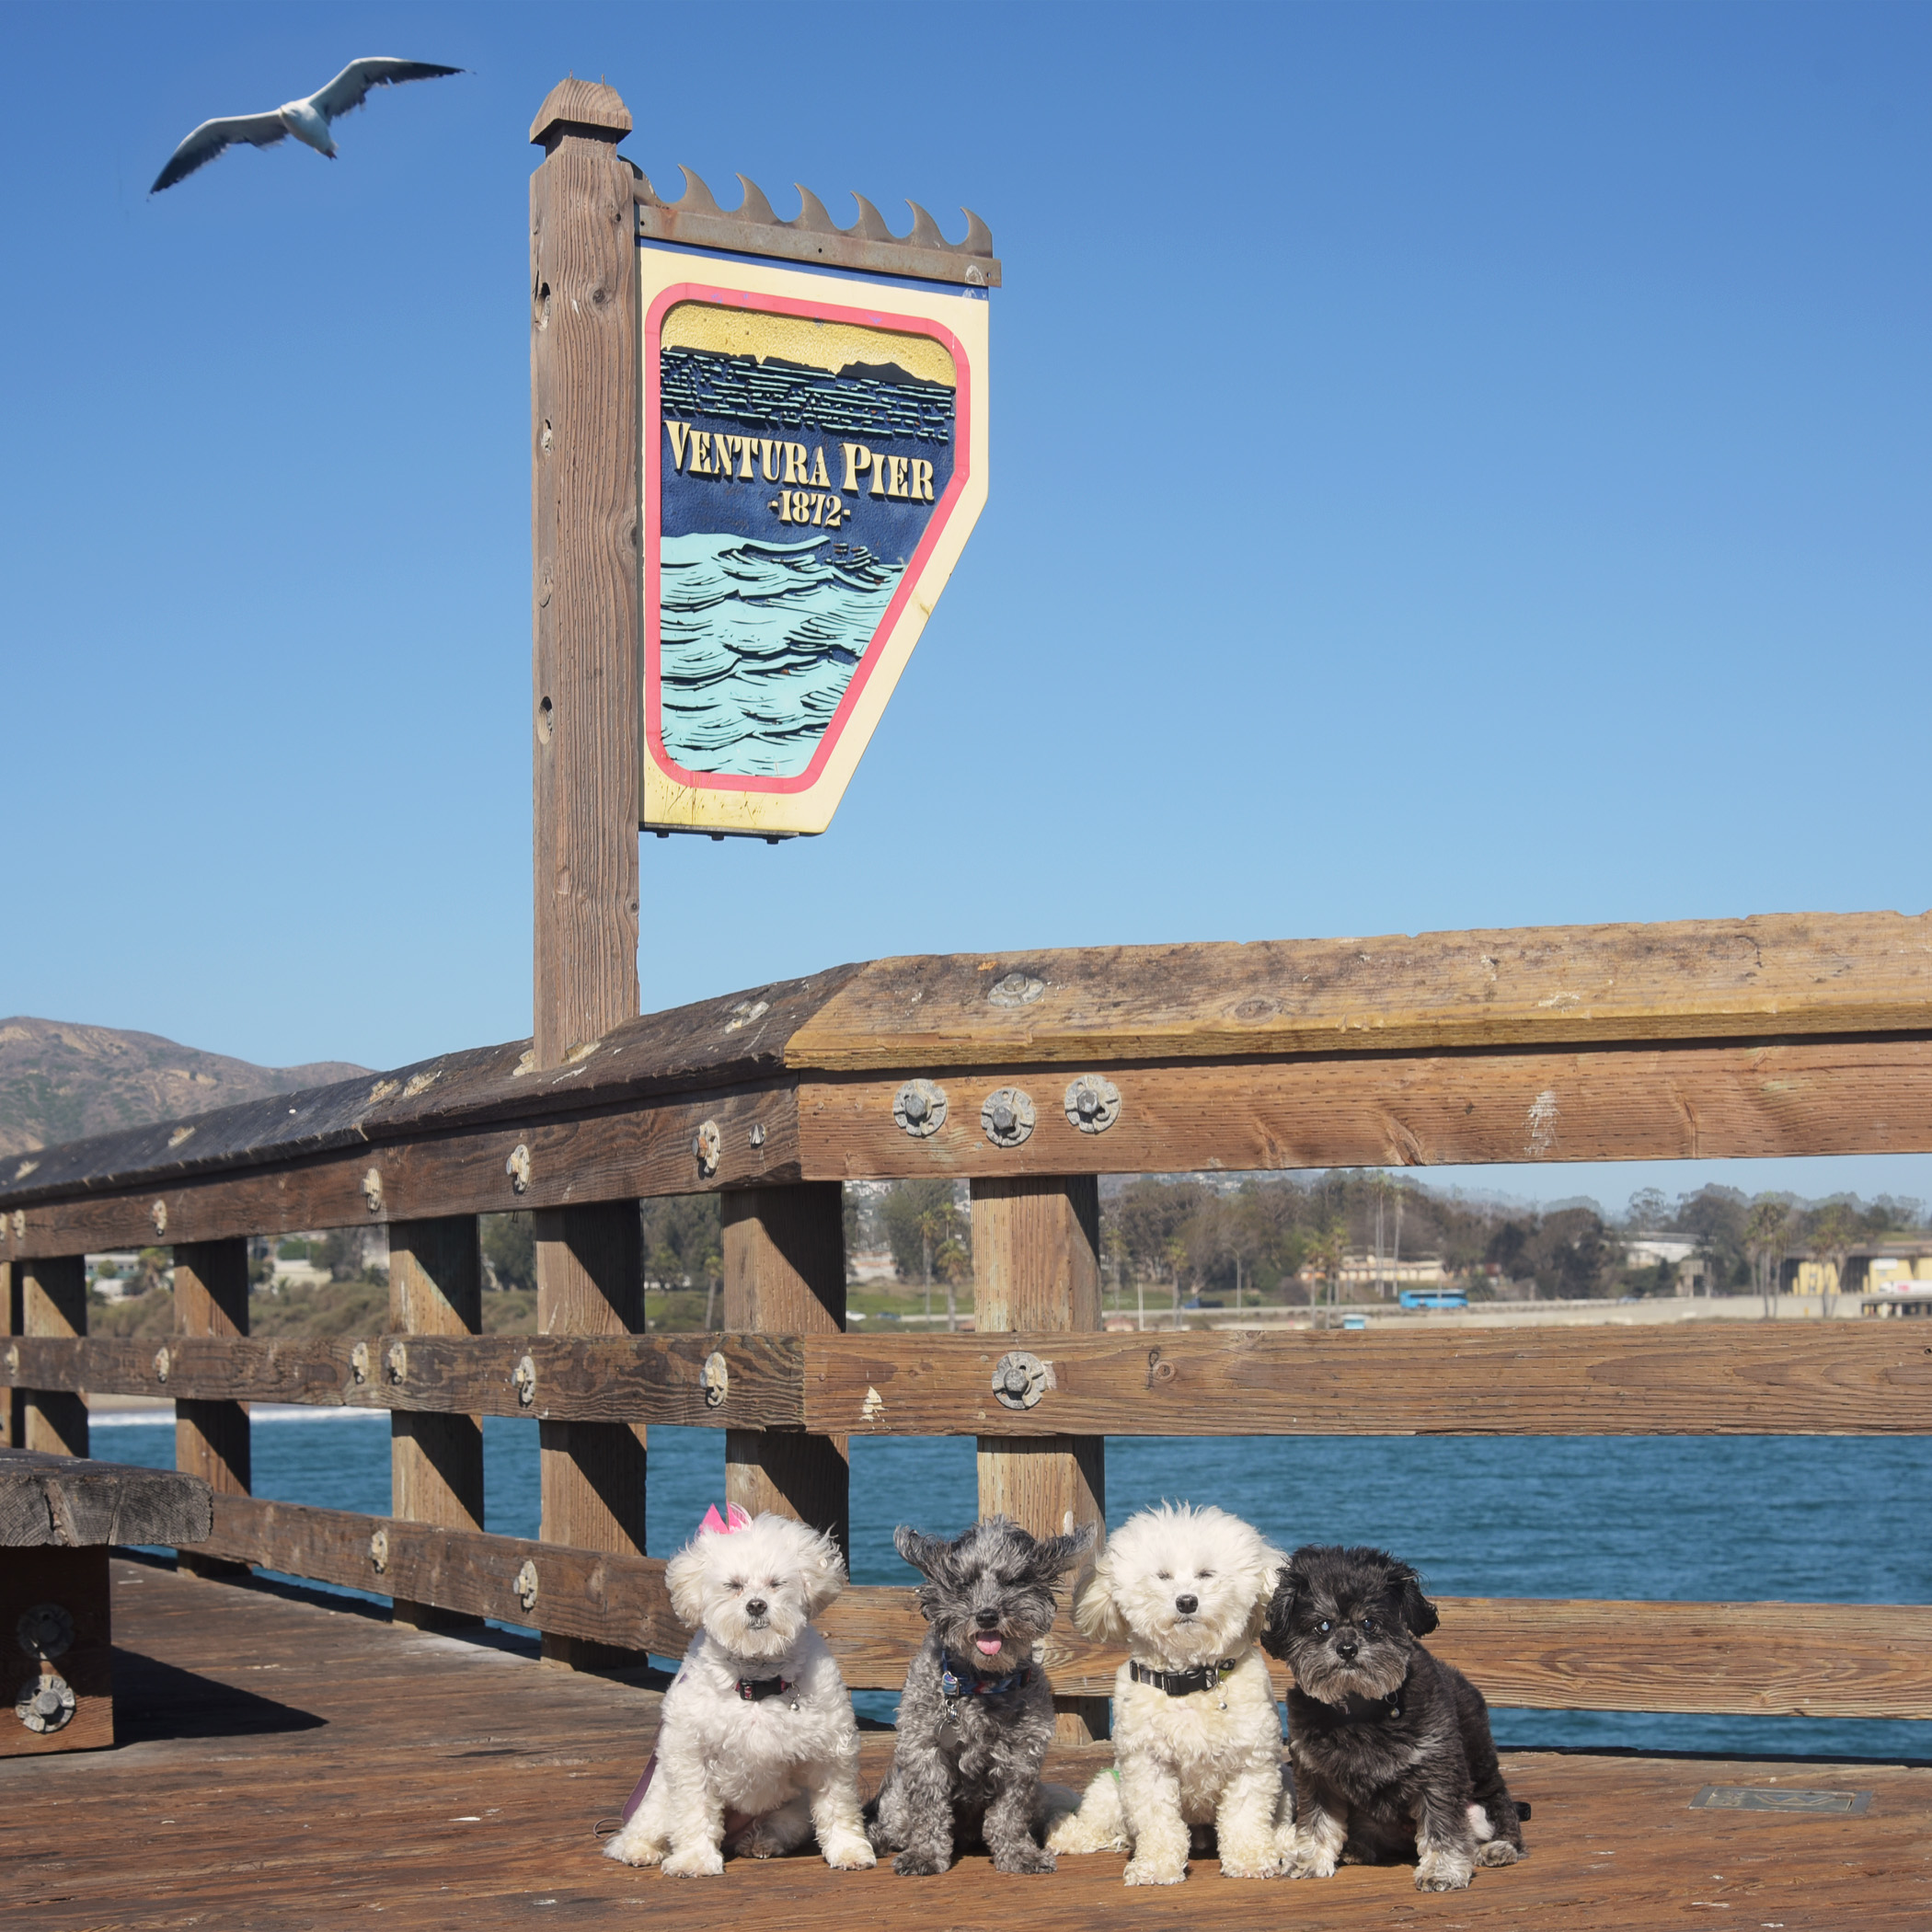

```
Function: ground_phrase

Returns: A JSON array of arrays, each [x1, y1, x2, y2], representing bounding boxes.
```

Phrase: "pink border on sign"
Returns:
[[643, 282, 972, 795]]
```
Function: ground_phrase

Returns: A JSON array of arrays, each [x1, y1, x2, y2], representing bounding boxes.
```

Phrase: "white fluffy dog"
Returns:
[[1047, 1503, 1289, 1884], [604, 1509, 876, 1877]]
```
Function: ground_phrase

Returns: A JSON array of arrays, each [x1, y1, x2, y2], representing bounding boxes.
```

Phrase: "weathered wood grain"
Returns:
[[723, 1183, 851, 1558], [389, 1217, 485, 1629], [183, 1492, 1932, 1716], [0, 1334, 805, 1427], [2, 1084, 799, 1259], [172, 1238, 249, 1581], [803, 1326, 1932, 1437], [971, 1176, 1107, 1741], [788, 912, 1932, 1068], [21, 1256, 86, 1458], [796, 1036, 1932, 1181], [0, 1546, 112, 1756], [0, 1448, 212, 1547]]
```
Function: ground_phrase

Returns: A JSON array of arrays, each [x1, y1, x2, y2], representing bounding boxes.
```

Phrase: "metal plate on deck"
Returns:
[[1689, 1786, 1872, 1814]]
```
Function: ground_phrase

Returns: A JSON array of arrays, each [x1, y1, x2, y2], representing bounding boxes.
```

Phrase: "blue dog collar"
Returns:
[[939, 1654, 1033, 1702]]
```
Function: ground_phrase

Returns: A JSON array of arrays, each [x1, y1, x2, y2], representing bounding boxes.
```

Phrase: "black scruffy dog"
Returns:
[[866, 1516, 1091, 1876], [1262, 1545, 1525, 1892]]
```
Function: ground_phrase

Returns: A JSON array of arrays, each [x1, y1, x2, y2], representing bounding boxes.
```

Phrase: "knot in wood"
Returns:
[[1145, 1348, 1178, 1387]]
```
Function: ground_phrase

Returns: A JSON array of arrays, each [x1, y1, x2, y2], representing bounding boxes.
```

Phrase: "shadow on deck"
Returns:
[[4, 1560, 1928, 1929]]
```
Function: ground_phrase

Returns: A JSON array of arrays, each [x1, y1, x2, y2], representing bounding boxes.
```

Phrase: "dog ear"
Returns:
[[665, 1541, 707, 1629], [1259, 1550, 1305, 1660], [1388, 1558, 1439, 1637], [893, 1524, 949, 1577], [1071, 1545, 1128, 1644], [1034, 1520, 1097, 1582], [797, 1524, 848, 1618]]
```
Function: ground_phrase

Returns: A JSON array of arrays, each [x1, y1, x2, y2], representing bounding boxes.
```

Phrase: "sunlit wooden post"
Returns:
[[389, 1217, 485, 1627], [21, 1256, 86, 1459], [172, 1239, 250, 1578], [529, 75, 646, 1669], [723, 1184, 850, 1559], [972, 1176, 1109, 1742]]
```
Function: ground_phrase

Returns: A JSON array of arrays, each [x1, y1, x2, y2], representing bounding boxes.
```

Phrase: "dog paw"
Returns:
[[892, 1849, 948, 1878], [1475, 1839, 1521, 1868], [1415, 1854, 1474, 1892], [822, 1833, 877, 1871], [1285, 1853, 1339, 1880], [602, 1832, 663, 1869], [660, 1844, 727, 1878], [994, 1843, 1056, 1876], [1123, 1857, 1188, 1886], [1218, 1856, 1284, 1880]]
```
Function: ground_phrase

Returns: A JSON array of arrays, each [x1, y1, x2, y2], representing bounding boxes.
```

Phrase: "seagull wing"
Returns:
[[310, 57, 464, 124], [150, 111, 290, 193]]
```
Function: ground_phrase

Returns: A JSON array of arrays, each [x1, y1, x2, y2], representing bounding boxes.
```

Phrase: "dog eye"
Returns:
[[728, 1580, 743, 1592], [1362, 1616, 1375, 1632], [1156, 1570, 1171, 1581], [1317, 1619, 1331, 1634], [1196, 1570, 1214, 1581]]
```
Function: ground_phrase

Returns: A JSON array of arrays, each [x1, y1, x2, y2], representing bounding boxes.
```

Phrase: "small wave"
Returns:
[[660, 535, 904, 776]]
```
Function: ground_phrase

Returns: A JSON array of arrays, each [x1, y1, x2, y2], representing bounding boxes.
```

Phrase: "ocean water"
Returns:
[[94, 1409, 1931, 1762], [657, 535, 903, 776]]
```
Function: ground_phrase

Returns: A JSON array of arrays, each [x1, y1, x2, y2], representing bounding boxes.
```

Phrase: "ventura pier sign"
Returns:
[[636, 172, 994, 838]]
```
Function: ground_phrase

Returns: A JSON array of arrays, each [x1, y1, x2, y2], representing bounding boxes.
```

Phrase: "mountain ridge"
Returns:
[[0, 1017, 370, 1159]]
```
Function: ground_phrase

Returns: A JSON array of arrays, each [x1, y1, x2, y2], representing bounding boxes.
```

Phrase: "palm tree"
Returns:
[[1809, 1201, 1857, 1320], [1743, 1198, 1790, 1319]]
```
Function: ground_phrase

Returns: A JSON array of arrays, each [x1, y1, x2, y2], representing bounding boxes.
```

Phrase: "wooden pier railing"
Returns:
[[6, 910, 1932, 1740]]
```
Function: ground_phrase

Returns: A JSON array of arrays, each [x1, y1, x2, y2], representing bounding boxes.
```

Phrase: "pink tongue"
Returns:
[[974, 1637, 1003, 1655]]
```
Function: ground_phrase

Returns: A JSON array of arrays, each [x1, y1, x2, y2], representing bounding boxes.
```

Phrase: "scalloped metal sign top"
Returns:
[[638, 245, 991, 837]]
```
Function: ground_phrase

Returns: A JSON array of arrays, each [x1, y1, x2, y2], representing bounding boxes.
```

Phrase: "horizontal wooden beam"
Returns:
[[7, 912, 1932, 1237], [4, 1084, 797, 1258], [0, 1447, 212, 1548], [810, 1325, 1932, 1437], [797, 1035, 1932, 1179], [14, 1325, 1929, 1435], [3, 1335, 803, 1428], [188, 1495, 1932, 1717]]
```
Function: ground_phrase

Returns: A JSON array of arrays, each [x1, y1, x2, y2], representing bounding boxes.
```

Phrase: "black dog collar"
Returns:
[[1332, 1664, 1413, 1724], [736, 1674, 797, 1704], [939, 1654, 1033, 1701], [1130, 1656, 1240, 1697]]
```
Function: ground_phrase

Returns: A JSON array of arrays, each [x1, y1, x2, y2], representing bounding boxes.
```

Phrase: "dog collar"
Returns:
[[939, 1654, 1032, 1702], [736, 1674, 798, 1706], [1331, 1664, 1412, 1724], [1130, 1656, 1240, 1697]]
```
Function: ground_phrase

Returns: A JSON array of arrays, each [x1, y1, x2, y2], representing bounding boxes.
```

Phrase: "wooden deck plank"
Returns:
[[2, 1561, 1927, 1928]]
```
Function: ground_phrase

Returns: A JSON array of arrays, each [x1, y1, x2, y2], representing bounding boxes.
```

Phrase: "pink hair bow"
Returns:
[[699, 1502, 753, 1535]]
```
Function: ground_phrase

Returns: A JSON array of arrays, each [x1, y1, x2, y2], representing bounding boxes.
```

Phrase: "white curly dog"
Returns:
[[604, 1507, 876, 1877], [1047, 1502, 1289, 1884]]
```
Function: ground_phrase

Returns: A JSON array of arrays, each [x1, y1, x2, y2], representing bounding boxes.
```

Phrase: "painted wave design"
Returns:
[[659, 535, 904, 777]]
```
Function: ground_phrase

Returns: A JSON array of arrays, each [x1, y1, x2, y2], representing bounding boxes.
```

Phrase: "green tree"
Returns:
[[480, 1212, 536, 1294]]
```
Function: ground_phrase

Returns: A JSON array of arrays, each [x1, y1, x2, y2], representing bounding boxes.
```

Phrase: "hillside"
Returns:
[[0, 1017, 370, 1158]]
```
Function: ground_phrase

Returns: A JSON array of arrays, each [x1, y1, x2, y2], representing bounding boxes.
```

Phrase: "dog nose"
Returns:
[[745, 1597, 767, 1618], [974, 1608, 1000, 1628], [1336, 1636, 1359, 1662], [1175, 1593, 1198, 1615]]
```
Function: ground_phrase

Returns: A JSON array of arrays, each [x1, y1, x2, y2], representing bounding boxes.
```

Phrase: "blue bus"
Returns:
[[1398, 1288, 1468, 1310]]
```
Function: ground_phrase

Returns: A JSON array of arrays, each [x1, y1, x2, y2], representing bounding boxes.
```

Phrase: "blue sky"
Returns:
[[3, 3, 1928, 1212]]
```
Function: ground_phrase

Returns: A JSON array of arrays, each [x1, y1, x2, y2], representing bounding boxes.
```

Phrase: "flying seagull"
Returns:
[[150, 57, 463, 193]]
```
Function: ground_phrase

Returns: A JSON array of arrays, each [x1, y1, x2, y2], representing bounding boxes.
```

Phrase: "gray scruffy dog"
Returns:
[[1262, 1545, 1526, 1892], [867, 1515, 1092, 1876]]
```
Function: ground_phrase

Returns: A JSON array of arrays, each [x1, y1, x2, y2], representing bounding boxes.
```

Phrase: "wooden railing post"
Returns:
[[2, 1259, 17, 1449], [529, 74, 645, 1672], [172, 1240, 250, 1579], [22, 1256, 87, 1458], [389, 1218, 485, 1627], [723, 1184, 849, 1559], [971, 1177, 1109, 1743]]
